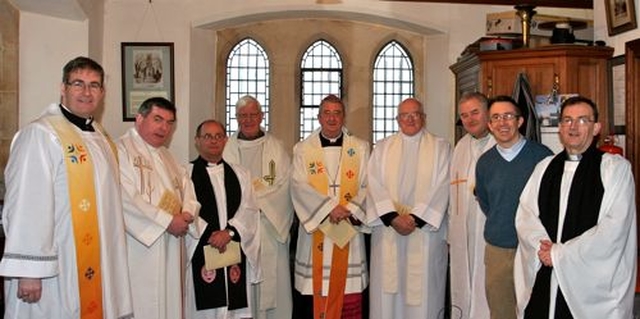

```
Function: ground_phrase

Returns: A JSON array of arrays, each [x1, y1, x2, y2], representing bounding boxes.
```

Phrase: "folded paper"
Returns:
[[203, 241, 241, 270]]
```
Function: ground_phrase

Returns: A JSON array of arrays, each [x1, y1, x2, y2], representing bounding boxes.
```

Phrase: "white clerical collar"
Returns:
[[400, 130, 422, 142], [60, 103, 94, 131], [567, 153, 582, 161], [237, 134, 265, 148], [496, 135, 526, 162], [133, 128, 162, 152], [238, 129, 265, 141], [207, 160, 223, 167], [321, 131, 343, 144], [473, 133, 492, 148]]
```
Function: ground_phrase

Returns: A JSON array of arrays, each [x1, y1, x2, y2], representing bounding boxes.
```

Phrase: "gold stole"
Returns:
[[305, 135, 360, 319], [47, 116, 109, 319], [382, 132, 434, 306]]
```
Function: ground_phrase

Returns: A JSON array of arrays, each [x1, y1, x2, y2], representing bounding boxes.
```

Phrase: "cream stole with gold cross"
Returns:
[[382, 132, 434, 306]]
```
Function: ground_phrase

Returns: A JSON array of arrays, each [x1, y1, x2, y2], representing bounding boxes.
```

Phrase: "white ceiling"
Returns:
[[9, 0, 86, 21]]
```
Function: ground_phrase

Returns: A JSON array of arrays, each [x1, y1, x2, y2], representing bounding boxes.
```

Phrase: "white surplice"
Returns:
[[223, 130, 293, 319], [0, 103, 133, 319], [367, 130, 451, 319], [291, 128, 370, 296], [117, 128, 203, 319], [448, 133, 495, 319], [185, 162, 261, 319], [514, 154, 637, 319]]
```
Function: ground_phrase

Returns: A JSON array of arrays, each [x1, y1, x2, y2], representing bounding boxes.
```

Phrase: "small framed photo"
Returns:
[[535, 94, 578, 127], [605, 0, 638, 36], [608, 55, 626, 134], [121, 42, 175, 121]]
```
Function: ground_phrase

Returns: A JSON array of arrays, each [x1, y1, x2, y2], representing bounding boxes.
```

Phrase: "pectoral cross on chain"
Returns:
[[450, 172, 467, 216], [262, 160, 276, 186], [329, 182, 340, 195]]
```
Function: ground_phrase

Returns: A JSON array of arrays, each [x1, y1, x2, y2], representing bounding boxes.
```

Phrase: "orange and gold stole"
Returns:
[[48, 116, 106, 319], [305, 136, 361, 319]]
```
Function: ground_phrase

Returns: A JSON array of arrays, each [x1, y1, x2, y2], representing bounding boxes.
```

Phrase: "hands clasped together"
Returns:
[[208, 230, 233, 253], [391, 214, 417, 236], [167, 211, 195, 237], [328, 205, 352, 224]]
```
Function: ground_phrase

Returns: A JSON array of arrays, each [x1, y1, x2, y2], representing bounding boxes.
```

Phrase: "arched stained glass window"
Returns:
[[372, 41, 414, 143], [226, 38, 270, 133], [300, 40, 343, 140]]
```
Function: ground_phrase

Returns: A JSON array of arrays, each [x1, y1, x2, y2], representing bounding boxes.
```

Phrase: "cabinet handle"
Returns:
[[487, 77, 493, 97]]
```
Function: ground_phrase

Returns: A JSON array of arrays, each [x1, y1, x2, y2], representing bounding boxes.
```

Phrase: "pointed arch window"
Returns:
[[226, 38, 270, 133], [300, 40, 343, 140], [372, 41, 414, 143]]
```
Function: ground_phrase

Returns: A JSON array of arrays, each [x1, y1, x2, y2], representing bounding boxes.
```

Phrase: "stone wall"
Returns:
[[213, 18, 427, 150], [0, 0, 18, 199]]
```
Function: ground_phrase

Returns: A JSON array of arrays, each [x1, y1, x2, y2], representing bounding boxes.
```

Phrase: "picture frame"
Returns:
[[534, 93, 578, 128], [605, 0, 638, 36], [608, 55, 626, 134], [121, 42, 175, 121]]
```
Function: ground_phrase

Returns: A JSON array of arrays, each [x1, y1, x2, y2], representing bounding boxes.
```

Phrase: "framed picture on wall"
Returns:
[[121, 42, 175, 121], [605, 0, 638, 36], [608, 55, 626, 134], [534, 94, 578, 127]]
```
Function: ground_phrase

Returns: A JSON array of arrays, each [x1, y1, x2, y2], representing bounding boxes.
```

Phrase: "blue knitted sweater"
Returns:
[[475, 140, 553, 248]]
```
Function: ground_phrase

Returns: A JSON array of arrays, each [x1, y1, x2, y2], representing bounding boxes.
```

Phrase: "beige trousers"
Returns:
[[484, 242, 517, 319]]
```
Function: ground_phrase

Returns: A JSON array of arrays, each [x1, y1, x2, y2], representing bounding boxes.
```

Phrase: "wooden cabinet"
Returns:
[[450, 45, 614, 142]]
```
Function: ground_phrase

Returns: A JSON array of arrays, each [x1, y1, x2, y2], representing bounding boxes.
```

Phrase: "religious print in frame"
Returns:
[[121, 42, 175, 121], [605, 0, 638, 36]]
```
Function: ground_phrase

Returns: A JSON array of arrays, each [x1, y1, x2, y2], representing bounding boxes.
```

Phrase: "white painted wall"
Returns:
[[18, 11, 87, 126], [101, 0, 502, 161], [16, 0, 614, 162], [594, 0, 640, 55], [101, 0, 194, 160]]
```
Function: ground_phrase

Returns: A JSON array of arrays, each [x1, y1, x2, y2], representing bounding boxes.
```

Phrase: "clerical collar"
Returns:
[[400, 131, 422, 142], [567, 153, 582, 161], [472, 131, 490, 140], [207, 159, 224, 166], [238, 130, 265, 141], [59, 104, 94, 132], [320, 132, 343, 147], [496, 135, 526, 162], [473, 133, 492, 149]]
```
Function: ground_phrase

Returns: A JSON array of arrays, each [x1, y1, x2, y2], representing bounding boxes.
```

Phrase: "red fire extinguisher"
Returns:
[[599, 135, 623, 156]]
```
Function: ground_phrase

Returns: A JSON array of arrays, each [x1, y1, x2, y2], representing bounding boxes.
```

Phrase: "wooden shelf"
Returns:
[[450, 45, 613, 142]]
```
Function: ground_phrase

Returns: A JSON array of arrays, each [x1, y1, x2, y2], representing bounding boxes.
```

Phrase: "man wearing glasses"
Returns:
[[186, 119, 261, 319], [223, 95, 294, 319], [367, 97, 452, 319], [475, 95, 552, 319], [0, 56, 133, 318], [514, 96, 637, 319]]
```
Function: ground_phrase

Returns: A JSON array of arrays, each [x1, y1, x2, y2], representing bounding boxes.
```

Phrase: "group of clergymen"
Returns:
[[0, 56, 636, 319]]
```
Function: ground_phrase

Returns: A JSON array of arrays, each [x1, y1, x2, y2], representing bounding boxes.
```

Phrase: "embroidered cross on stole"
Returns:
[[47, 116, 107, 319], [305, 136, 360, 319]]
